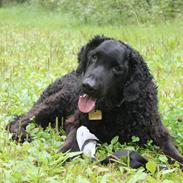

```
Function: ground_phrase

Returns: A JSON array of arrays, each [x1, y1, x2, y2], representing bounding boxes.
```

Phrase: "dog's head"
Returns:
[[77, 35, 152, 113]]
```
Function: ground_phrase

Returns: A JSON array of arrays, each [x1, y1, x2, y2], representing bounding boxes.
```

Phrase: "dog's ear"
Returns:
[[76, 35, 111, 74], [123, 47, 152, 102]]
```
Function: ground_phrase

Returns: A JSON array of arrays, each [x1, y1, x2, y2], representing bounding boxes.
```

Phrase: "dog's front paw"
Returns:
[[6, 116, 31, 143], [11, 129, 31, 143], [57, 143, 72, 153]]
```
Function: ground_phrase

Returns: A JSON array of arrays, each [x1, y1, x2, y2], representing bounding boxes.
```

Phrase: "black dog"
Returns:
[[7, 35, 183, 167]]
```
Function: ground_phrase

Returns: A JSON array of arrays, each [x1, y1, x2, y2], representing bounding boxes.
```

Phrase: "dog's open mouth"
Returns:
[[78, 94, 96, 113]]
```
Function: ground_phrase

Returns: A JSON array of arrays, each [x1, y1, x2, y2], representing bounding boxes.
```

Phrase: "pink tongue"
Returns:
[[78, 95, 96, 113]]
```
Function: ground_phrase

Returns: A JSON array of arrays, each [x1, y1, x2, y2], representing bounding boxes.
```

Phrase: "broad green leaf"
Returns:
[[146, 160, 157, 174]]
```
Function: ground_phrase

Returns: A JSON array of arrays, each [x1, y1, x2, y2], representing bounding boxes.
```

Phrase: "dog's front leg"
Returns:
[[6, 89, 67, 142], [57, 111, 80, 153]]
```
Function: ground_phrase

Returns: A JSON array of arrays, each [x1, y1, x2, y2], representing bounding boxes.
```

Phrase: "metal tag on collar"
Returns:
[[88, 110, 102, 120]]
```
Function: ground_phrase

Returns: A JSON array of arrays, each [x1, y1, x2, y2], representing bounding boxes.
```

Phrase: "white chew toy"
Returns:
[[76, 126, 98, 158]]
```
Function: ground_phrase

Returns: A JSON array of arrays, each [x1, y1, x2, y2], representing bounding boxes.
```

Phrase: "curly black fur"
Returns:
[[7, 35, 183, 165]]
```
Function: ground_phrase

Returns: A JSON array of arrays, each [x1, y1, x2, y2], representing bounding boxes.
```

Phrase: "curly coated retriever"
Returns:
[[7, 35, 183, 166]]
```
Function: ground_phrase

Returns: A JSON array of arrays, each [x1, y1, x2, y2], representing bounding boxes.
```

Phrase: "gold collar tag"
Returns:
[[88, 110, 102, 120]]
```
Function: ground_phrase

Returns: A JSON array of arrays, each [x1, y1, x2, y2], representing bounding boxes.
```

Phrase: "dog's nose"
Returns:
[[82, 79, 96, 93]]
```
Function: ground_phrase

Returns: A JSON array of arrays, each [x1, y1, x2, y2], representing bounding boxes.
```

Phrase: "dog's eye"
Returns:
[[113, 66, 122, 73], [90, 55, 97, 63]]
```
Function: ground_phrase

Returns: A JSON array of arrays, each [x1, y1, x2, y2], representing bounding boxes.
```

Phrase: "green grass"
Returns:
[[0, 6, 183, 182]]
